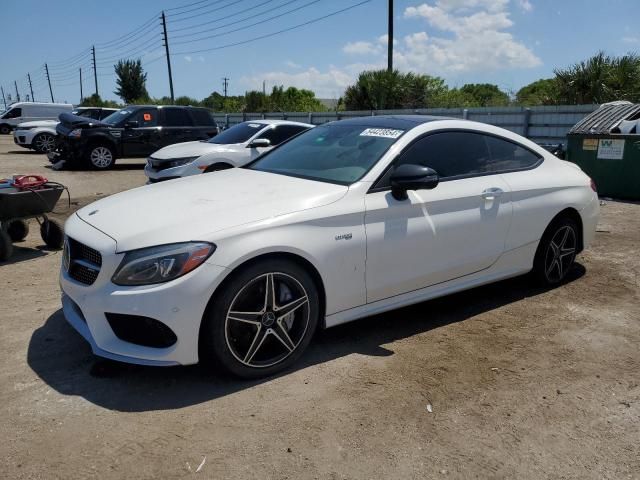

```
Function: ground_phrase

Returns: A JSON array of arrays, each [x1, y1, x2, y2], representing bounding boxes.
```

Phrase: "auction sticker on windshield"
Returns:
[[360, 128, 404, 139]]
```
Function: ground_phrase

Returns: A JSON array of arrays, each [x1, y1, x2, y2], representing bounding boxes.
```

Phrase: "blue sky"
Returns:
[[1, 0, 639, 105]]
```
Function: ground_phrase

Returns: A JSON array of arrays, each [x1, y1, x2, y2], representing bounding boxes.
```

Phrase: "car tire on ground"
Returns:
[[0, 230, 13, 261], [203, 163, 233, 173], [200, 258, 320, 379], [7, 220, 29, 242], [32, 133, 58, 153], [87, 144, 116, 170], [0, 124, 11, 135], [533, 216, 579, 286], [40, 219, 64, 249]]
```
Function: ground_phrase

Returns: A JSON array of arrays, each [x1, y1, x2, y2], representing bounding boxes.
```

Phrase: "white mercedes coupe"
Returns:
[[60, 116, 599, 378]]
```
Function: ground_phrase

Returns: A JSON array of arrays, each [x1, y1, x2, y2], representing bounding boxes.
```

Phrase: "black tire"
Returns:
[[203, 163, 233, 173], [40, 219, 64, 249], [533, 216, 579, 286], [86, 144, 116, 170], [7, 220, 29, 242], [200, 258, 320, 379], [0, 230, 13, 261], [0, 124, 10, 135], [32, 132, 57, 153]]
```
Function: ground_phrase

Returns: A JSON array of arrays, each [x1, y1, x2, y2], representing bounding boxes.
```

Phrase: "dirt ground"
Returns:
[[0, 134, 638, 480]]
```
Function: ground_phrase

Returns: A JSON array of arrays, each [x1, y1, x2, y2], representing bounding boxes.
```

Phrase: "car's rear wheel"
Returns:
[[533, 216, 578, 286], [201, 259, 319, 378], [33, 133, 57, 153], [87, 144, 116, 170]]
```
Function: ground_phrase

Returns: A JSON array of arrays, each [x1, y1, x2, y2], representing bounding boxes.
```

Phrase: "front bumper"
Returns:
[[144, 161, 197, 182], [13, 129, 35, 147], [60, 214, 229, 366]]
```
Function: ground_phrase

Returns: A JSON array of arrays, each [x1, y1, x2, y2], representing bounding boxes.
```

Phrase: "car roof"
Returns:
[[242, 119, 313, 127], [327, 115, 455, 130]]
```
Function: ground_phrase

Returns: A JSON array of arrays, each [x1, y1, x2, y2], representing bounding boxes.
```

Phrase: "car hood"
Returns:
[[150, 140, 243, 160], [18, 120, 59, 128], [76, 168, 348, 252]]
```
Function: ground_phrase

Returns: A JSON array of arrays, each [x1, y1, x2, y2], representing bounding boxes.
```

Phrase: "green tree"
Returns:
[[268, 86, 325, 112], [516, 78, 560, 105], [114, 59, 149, 104], [458, 83, 510, 106], [174, 95, 201, 106], [79, 93, 121, 108]]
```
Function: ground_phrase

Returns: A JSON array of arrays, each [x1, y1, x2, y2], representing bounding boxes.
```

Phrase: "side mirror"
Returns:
[[247, 138, 271, 148], [124, 120, 139, 129], [390, 164, 439, 200]]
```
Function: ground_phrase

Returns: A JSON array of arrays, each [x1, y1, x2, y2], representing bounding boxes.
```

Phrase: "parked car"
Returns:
[[49, 105, 219, 170], [13, 107, 118, 153], [0, 102, 73, 134], [145, 120, 313, 182], [59, 115, 599, 378]]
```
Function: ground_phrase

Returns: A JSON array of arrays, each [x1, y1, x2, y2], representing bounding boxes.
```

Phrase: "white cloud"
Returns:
[[518, 0, 533, 12], [285, 60, 302, 69], [184, 56, 192, 63], [343, 41, 381, 55], [622, 36, 640, 44]]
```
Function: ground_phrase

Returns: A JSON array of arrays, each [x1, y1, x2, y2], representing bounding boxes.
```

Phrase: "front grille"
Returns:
[[18, 136, 26, 143], [67, 237, 102, 285]]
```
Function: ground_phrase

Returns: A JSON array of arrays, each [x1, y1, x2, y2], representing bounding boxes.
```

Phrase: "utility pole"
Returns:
[[262, 80, 266, 97], [27, 73, 35, 102], [223, 77, 229, 99], [91, 46, 99, 97], [1, 86, 6, 109], [161, 11, 175, 104], [14, 81, 20, 102], [44, 63, 54, 102], [79, 67, 83, 102], [387, 0, 394, 72]]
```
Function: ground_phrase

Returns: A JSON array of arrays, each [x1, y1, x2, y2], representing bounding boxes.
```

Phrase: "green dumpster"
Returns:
[[566, 102, 640, 200]]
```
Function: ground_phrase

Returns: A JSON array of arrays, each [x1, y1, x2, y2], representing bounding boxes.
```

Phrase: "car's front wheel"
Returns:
[[201, 259, 319, 378], [87, 144, 116, 170], [0, 124, 10, 135], [533, 216, 578, 285], [33, 133, 57, 153]]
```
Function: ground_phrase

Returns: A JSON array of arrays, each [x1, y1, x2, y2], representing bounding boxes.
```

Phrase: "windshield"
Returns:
[[249, 124, 404, 185], [209, 122, 265, 144], [102, 109, 132, 126]]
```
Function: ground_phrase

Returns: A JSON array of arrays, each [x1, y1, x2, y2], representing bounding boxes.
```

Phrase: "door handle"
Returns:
[[481, 187, 504, 200]]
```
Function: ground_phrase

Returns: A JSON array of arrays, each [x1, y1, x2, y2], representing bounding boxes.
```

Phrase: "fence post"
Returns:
[[225, 114, 229, 129], [463, 108, 469, 120], [523, 108, 532, 137], [242, 112, 247, 122], [262, 113, 265, 119], [308, 112, 313, 124]]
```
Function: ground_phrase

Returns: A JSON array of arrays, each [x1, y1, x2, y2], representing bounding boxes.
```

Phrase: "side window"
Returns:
[[396, 131, 492, 178], [190, 109, 215, 126], [162, 108, 192, 127], [131, 108, 158, 127], [3, 108, 22, 119], [485, 136, 541, 171], [258, 125, 309, 146], [99, 110, 115, 120]]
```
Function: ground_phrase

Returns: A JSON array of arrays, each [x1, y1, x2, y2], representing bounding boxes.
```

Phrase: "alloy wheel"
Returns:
[[544, 225, 576, 283], [90, 146, 113, 168], [224, 272, 310, 368], [35, 134, 56, 152]]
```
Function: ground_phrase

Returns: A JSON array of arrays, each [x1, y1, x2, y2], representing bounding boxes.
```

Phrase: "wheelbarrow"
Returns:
[[0, 182, 66, 261]]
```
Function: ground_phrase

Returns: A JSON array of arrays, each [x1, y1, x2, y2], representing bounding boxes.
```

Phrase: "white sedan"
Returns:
[[60, 115, 599, 378], [144, 119, 313, 182]]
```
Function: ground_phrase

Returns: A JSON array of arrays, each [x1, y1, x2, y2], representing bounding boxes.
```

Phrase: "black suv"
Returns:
[[50, 105, 219, 169]]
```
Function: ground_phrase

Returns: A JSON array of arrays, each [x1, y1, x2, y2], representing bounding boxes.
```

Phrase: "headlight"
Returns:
[[111, 242, 215, 286], [69, 128, 82, 138], [167, 156, 199, 168]]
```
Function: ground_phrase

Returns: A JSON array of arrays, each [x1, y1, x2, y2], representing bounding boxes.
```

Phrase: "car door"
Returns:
[[121, 108, 161, 157], [159, 107, 194, 148], [364, 130, 513, 303]]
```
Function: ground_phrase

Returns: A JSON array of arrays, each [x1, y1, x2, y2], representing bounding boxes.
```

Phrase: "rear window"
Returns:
[[190, 109, 215, 126], [209, 122, 265, 144], [163, 108, 193, 127]]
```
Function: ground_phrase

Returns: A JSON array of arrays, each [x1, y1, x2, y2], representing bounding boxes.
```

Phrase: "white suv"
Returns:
[[13, 107, 117, 153], [145, 120, 312, 182]]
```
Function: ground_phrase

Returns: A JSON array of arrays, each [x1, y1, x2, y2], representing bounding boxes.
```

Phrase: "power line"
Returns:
[[172, 0, 321, 46], [95, 13, 158, 47], [170, 0, 277, 33], [167, 0, 241, 18], [165, 0, 212, 12], [95, 19, 160, 53], [173, 0, 370, 55], [169, 0, 247, 23]]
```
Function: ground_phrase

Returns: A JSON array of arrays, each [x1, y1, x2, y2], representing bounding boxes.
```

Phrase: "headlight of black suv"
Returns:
[[112, 242, 215, 286]]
